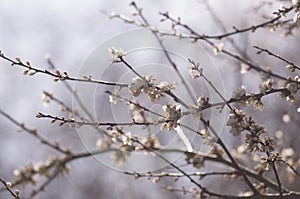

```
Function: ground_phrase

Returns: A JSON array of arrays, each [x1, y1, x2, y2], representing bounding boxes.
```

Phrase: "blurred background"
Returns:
[[1, 0, 300, 198]]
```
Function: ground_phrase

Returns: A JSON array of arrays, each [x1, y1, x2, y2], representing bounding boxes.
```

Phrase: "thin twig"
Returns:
[[271, 160, 283, 195], [36, 112, 163, 127], [198, 5, 294, 39], [254, 46, 300, 71], [0, 177, 20, 199], [0, 52, 128, 87]]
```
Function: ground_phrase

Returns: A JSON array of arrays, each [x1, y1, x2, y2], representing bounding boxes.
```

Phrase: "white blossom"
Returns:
[[157, 81, 176, 91], [233, 86, 246, 98], [259, 79, 274, 94], [41, 93, 51, 107], [161, 104, 181, 130], [294, 11, 300, 24], [292, 0, 299, 6], [96, 139, 109, 149], [232, 86, 250, 107], [108, 88, 121, 104], [189, 96, 208, 119], [189, 62, 203, 79], [286, 82, 298, 94], [281, 147, 295, 159], [129, 103, 145, 123], [111, 150, 127, 164], [128, 75, 175, 101], [129, 76, 144, 97], [226, 109, 246, 136], [108, 47, 126, 62], [253, 100, 264, 111], [286, 64, 296, 72], [213, 43, 224, 55], [240, 63, 250, 74]]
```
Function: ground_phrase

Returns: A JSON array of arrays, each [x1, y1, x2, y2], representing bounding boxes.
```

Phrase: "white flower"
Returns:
[[240, 63, 250, 74], [262, 136, 274, 152], [189, 61, 203, 79], [233, 86, 246, 98], [189, 96, 208, 119], [213, 43, 224, 55], [292, 0, 299, 6], [142, 75, 159, 100], [108, 47, 126, 63], [108, 88, 121, 104], [129, 77, 145, 97], [259, 79, 274, 94], [253, 100, 264, 111], [286, 64, 296, 72], [232, 86, 250, 107], [111, 150, 127, 164], [287, 82, 298, 94], [128, 75, 175, 101], [293, 11, 300, 23], [34, 161, 46, 173], [281, 147, 295, 159], [226, 109, 246, 136], [96, 139, 109, 149], [122, 132, 133, 146], [130, 103, 146, 123], [140, 137, 160, 150], [120, 132, 135, 152], [6, 182, 12, 188], [157, 81, 176, 91], [41, 93, 51, 107], [162, 104, 181, 130]]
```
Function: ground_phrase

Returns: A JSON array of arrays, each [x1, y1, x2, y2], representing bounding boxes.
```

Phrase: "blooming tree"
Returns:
[[1, 1, 300, 198]]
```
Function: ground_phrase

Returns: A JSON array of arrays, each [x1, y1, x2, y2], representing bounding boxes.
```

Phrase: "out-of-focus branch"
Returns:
[[0, 109, 70, 154]]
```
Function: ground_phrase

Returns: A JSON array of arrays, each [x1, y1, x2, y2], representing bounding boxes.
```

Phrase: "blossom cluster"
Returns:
[[185, 153, 205, 169], [231, 86, 263, 110], [129, 102, 146, 123], [97, 129, 135, 164], [189, 96, 209, 119], [108, 47, 127, 63], [188, 59, 203, 79], [161, 104, 181, 130], [13, 156, 70, 189], [279, 77, 300, 102], [129, 75, 176, 101], [226, 109, 274, 153], [226, 109, 246, 136], [259, 79, 274, 95]]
